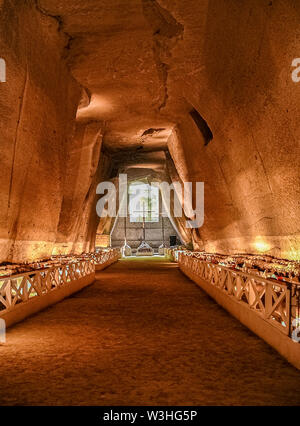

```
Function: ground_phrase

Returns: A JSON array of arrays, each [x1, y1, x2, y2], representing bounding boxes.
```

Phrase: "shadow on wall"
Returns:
[[189, 108, 213, 146]]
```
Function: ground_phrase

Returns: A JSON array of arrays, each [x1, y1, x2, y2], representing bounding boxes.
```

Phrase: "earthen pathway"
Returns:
[[0, 257, 299, 405]]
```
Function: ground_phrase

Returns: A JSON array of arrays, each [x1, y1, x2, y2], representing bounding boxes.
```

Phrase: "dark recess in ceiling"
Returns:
[[189, 108, 213, 146]]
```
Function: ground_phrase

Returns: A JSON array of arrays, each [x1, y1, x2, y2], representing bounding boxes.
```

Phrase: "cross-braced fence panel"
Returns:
[[179, 253, 297, 339], [0, 249, 120, 314]]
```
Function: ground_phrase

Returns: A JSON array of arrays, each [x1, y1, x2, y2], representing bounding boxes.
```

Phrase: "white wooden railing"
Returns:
[[89, 248, 121, 266], [178, 252, 300, 341], [0, 249, 120, 313]]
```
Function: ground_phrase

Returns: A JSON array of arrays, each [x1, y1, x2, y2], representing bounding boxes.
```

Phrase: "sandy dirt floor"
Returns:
[[0, 257, 299, 406]]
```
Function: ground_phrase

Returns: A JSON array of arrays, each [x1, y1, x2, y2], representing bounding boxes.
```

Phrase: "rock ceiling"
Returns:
[[38, 0, 195, 153]]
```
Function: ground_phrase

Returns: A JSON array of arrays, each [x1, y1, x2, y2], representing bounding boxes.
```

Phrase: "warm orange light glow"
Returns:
[[253, 237, 270, 253]]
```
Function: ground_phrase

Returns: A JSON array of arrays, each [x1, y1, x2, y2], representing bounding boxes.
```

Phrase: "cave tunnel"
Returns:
[[0, 0, 299, 408]]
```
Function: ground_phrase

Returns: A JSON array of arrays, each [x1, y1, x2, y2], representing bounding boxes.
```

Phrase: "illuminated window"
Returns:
[[129, 182, 159, 222]]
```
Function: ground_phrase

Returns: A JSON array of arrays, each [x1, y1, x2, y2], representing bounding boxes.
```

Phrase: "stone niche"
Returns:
[[95, 234, 111, 248]]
